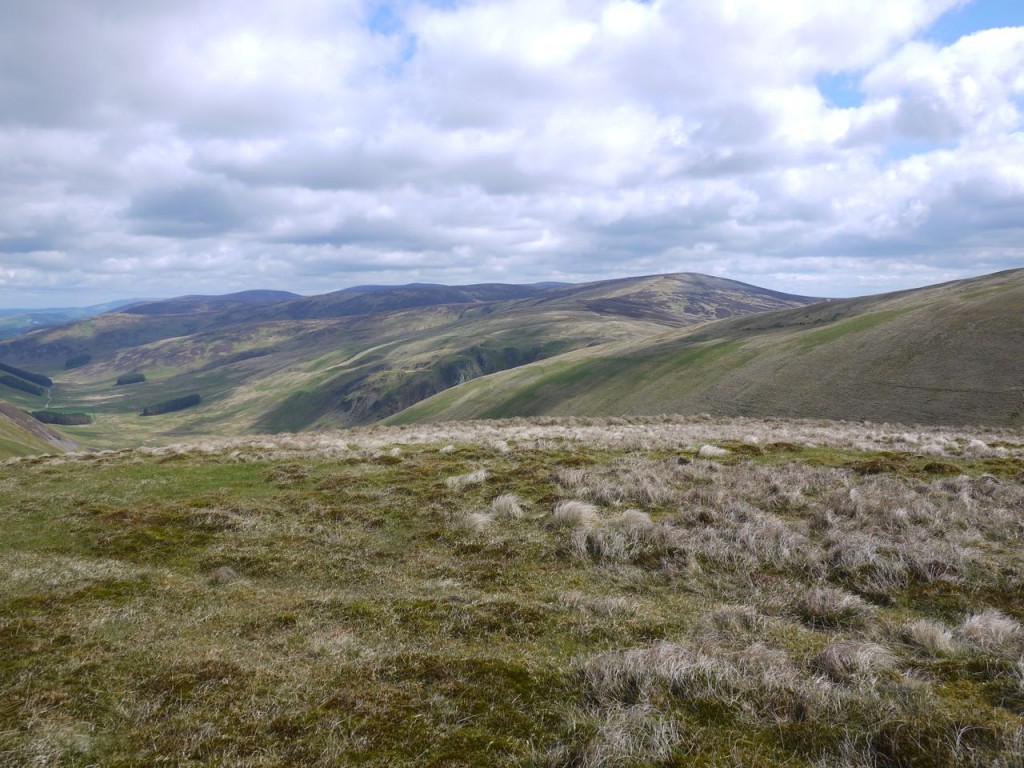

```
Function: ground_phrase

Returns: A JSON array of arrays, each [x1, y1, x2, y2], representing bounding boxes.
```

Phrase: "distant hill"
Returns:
[[0, 274, 815, 446], [515, 272, 820, 326], [121, 290, 301, 315], [216, 282, 565, 322], [390, 269, 1024, 428], [0, 299, 144, 340]]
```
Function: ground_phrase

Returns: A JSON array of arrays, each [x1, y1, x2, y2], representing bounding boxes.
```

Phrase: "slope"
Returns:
[[121, 289, 300, 315], [0, 399, 72, 457], [390, 268, 1024, 428], [14, 274, 815, 446]]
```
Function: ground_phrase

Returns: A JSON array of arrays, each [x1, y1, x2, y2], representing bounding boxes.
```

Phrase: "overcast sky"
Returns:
[[1, 0, 1023, 307]]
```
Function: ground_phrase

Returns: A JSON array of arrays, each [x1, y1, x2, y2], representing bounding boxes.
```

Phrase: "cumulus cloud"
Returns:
[[0, 0, 1021, 306]]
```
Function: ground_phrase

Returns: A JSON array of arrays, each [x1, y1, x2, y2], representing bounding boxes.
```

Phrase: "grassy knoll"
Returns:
[[2, 417, 1022, 766]]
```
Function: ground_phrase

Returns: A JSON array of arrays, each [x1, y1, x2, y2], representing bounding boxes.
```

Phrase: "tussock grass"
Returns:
[[551, 500, 600, 528], [445, 467, 489, 489], [489, 493, 526, 519], [1, 416, 1022, 766], [900, 618, 959, 656], [810, 641, 897, 684], [959, 609, 1022, 652], [796, 587, 872, 630]]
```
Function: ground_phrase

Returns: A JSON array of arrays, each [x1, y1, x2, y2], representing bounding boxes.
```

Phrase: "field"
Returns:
[[2, 416, 1023, 766]]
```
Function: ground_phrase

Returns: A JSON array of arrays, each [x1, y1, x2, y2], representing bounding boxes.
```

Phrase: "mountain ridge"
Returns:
[[0, 272, 817, 447], [389, 268, 1024, 428]]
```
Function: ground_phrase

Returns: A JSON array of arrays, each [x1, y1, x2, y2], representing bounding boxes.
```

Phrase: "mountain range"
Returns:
[[0, 268, 1020, 454]]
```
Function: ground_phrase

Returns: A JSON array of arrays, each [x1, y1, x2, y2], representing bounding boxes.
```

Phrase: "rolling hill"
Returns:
[[0, 274, 816, 446], [121, 289, 301, 315], [390, 268, 1024, 428], [0, 299, 144, 340]]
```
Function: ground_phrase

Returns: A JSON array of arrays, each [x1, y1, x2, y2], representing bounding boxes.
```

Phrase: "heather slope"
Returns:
[[391, 268, 1024, 427], [0, 274, 814, 446]]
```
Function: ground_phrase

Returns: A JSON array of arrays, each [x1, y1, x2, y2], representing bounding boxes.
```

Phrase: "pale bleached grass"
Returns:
[[445, 468, 489, 490], [14, 414, 1022, 468], [959, 609, 1022, 652], [810, 641, 898, 684], [460, 511, 494, 531], [537, 704, 682, 768], [0, 551, 158, 594], [698, 444, 730, 458], [795, 587, 872, 630], [900, 618, 958, 656], [551, 500, 600, 529], [709, 605, 767, 635], [489, 493, 526, 520], [556, 590, 640, 619]]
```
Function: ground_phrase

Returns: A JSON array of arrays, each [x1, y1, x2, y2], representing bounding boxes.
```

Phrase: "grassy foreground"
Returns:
[[2, 417, 1023, 767]]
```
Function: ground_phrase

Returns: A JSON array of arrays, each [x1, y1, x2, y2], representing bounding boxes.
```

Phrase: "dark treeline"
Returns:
[[117, 373, 146, 386], [64, 354, 92, 370], [0, 362, 52, 388], [198, 347, 275, 372], [31, 411, 93, 426], [141, 393, 201, 416], [0, 375, 45, 396]]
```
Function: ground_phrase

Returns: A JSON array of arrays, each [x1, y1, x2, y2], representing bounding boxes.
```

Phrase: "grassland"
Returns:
[[393, 268, 1024, 428], [0, 274, 817, 449], [2, 416, 1023, 766]]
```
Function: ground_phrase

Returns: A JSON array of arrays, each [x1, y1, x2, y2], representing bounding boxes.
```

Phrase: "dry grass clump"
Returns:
[[958, 609, 1022, 652], [557, 459, 686, 508], [459, 511, 494, 531], [445, 467, 488, 489], [795, 587, 872, 630], [710, 604, 767, 635], [536, 704, 681, 768], [567, 510, 682, 566], [698, 444, 730, 458], [207, 565, 241, 585], [900, 618, 958, 656], [583, 639, 822, 725], [551, 500, 600, 529], [810, 641, 897, 684], [557, 590, 639, 618], [489, 493, 526, 520]]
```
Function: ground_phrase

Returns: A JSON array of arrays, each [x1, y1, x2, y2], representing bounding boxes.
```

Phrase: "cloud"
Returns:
[[0, 0, 1021, 306]]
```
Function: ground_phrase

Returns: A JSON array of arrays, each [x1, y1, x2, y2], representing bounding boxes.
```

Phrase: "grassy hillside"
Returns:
[[0, 400, 71, 458], [392, 269, 1024, 428], [0, 274, 815, 448], [2, 417, 1022, 765]]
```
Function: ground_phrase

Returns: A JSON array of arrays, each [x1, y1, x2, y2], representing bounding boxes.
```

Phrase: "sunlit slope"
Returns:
[[19, 273, 815, 445], [0, 400, 70, 457], [390, 269, 1024, 427]]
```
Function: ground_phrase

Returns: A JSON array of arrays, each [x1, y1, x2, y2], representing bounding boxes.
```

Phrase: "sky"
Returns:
[[1, 0, 1023, 307]]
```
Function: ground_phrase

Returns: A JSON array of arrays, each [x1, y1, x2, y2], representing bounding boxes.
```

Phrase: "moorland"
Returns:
[[1, 270, 1022, 766]]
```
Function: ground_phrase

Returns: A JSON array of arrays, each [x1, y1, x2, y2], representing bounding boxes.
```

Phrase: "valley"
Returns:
[[0, 273, 816, 450]]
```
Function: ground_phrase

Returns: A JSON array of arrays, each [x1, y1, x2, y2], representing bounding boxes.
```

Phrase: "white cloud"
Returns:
[[0, 0, 1020, 306]]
